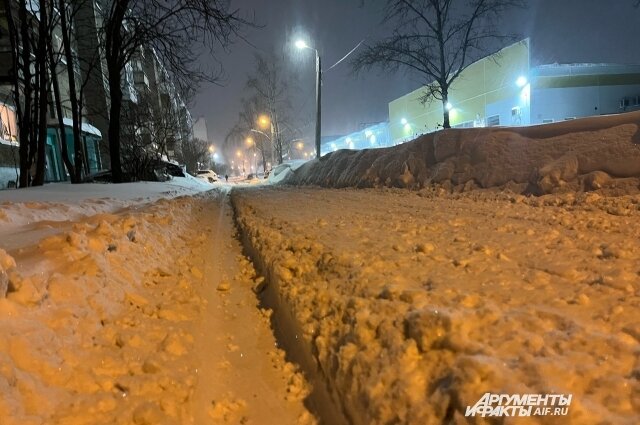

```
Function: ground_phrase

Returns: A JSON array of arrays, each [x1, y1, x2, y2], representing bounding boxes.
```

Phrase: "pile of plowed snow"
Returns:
[[232, 186, 640, 425], [285, 111, 640, 195]]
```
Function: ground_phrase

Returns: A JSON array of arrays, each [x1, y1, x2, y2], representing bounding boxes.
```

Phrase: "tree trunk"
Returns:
[[32, 0, 49, 186], [104, 0, 128, 183], [108, 75, 124, 183], [442, 89, 451, 129], [58, 0, 85, 182], [48, 24, 78, 182], [17, 0, 32, 188]]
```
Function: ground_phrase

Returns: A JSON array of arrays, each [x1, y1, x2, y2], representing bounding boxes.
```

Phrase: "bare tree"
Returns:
[[353, 0, 524, 128], [120, 98, 158, 181], [3, 0, 52, 187], [100, 0, 248, 183], [120, 89, 190, 180], [231, 95, 270, 172], [246, 53, 297, 165], [177, 138, 210, 174], [55, 0, 91, 182], [46, 0, 96, 183]]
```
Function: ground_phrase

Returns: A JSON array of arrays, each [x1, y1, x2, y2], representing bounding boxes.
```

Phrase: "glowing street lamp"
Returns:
[[208, 145, 215, 153], [258, 115, 270, 129], [246, 137, 254, 147], [296, 38, 321, 159]]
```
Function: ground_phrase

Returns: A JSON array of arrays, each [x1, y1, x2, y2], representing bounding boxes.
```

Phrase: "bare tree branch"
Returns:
[[353, 0, 525, 129]]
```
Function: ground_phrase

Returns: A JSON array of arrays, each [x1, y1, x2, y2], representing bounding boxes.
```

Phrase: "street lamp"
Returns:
[[296, 39, 321, 159], [258, 115, 270, 129]]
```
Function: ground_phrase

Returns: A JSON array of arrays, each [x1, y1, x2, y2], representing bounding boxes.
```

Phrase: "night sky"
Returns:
[[192, 0, 640, 147]]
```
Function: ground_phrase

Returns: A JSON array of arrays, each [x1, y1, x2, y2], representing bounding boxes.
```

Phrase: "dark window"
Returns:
[[487, 115, 500, 127]]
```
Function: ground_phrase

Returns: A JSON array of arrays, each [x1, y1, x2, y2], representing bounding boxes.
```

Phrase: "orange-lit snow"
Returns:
[[287, 111, 640, 195], [2, 111, 640, 424], [0, 190, 313, 424], [232, 186, 640, 424]]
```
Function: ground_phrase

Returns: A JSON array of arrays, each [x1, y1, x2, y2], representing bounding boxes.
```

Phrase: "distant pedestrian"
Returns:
[[225, 174, 229, 182]]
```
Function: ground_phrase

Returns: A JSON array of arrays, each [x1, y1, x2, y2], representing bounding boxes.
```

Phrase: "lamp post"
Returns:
[[296, 40, 321, 159]]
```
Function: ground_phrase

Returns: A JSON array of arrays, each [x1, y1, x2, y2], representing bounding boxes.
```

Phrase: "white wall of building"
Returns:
[[484, 84, 532, 128], [531, 84, 640, 124]]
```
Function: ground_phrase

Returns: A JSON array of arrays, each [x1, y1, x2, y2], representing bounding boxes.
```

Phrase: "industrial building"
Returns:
[[388, 39, 640, 144]]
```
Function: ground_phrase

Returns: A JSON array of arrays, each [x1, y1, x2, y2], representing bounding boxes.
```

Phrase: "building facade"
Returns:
[[388, 39, 640, 144], [0, 0, 194, 188], [322, 122, 392, 155]]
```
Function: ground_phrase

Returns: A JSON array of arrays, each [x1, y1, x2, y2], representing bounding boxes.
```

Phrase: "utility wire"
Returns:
[[325, 39, 366, 73]]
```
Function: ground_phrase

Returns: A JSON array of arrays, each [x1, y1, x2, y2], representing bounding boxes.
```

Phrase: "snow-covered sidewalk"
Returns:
[[231, 186, 640, 424], [0, 189, 313, 424], [0, 177, 218, 251]]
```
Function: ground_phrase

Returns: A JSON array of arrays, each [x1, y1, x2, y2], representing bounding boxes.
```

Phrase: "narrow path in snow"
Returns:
[[0, 191, 313, 425], [188, 192, 313, 424]]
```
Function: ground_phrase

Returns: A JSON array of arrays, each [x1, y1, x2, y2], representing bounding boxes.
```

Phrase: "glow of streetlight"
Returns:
[[246, 137, 254, 147], [296, 142, 304, 150], [208, 145, 215, 153], [258, 115, 270, 129], [295, 39, 309, 50], [236, 150, 242, 157]]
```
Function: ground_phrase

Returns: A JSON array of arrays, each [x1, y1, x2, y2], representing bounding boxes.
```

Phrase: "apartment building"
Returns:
[[0, 0, 194, 187]]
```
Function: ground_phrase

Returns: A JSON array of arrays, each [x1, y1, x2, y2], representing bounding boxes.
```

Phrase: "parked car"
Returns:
[[195, 169, 218, 183]]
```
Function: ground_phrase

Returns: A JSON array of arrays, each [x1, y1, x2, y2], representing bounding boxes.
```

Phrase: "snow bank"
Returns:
[[284, 111, 640, 195], [269, 160, 308, 185], [231, 186, 640, 425], [0, 177, 211, 233]]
